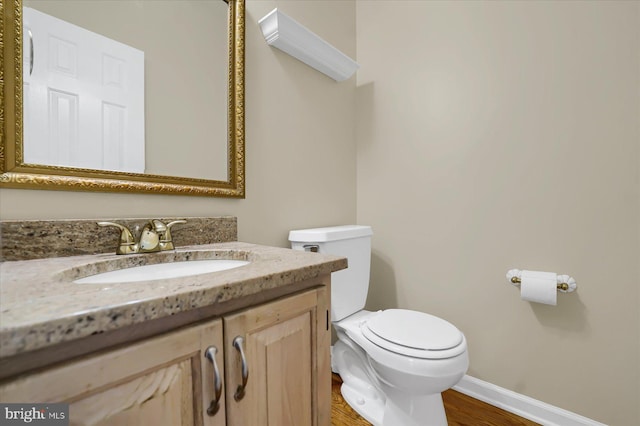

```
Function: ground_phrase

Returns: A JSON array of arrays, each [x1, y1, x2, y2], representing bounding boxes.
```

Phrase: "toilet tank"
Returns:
[[289, 225, 373, 322]]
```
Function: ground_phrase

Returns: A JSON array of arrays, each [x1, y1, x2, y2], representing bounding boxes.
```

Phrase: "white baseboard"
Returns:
[[453, 375, 607, 426]]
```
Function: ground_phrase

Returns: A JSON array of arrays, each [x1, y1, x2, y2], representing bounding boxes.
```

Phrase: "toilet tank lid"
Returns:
[[289, 225, 372, 243]]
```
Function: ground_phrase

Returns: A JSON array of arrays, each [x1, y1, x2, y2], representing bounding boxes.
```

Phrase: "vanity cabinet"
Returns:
[[0, 287, 330, 426]]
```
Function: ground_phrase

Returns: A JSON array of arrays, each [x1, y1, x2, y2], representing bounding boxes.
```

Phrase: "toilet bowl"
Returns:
[[333, 309, 468, 425], [289, 225, 469, 426]]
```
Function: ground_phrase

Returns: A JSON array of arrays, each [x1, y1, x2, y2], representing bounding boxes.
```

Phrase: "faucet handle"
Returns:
[[156, 219, 187, 251], [166, 219, 187, 229], [97, 222, 138, 255]]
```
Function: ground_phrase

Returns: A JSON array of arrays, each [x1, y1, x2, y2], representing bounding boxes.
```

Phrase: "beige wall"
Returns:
[[0, 0, 358, 248], [356, 1, 639, 424]]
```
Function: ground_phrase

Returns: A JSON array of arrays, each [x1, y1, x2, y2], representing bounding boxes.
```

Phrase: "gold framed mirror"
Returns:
[[0, 0, 245, 197]]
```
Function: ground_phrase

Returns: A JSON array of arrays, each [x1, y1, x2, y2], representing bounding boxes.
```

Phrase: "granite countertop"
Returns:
[[0, 242, 347, 359]]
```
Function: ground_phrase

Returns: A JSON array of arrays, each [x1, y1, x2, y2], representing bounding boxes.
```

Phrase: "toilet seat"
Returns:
[[361, 309, 465, 359]]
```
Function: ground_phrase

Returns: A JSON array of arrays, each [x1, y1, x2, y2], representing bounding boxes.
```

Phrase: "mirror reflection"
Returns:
[[22, 0, 228, 181]]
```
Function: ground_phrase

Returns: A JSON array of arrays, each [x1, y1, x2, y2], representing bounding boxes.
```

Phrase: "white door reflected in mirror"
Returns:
[[23, 7, 145, 174]]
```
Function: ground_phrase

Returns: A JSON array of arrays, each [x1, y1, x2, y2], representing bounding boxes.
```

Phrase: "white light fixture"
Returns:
[[258, 8, 359, 82]]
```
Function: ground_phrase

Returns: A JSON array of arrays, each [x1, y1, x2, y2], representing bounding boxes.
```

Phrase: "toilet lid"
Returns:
[[362, 309, 464, 358]]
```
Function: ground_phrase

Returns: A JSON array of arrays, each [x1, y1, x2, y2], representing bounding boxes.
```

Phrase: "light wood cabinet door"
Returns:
[[0, 319, 226, 426], [223, 287, 331, 426]]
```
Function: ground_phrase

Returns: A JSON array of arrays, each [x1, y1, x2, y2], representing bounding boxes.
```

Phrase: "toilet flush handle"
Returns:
[[303, 244, 319, 253]]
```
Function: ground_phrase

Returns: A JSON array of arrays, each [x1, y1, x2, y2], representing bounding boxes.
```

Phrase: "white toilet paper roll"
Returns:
[[520, 270, 557, 305]]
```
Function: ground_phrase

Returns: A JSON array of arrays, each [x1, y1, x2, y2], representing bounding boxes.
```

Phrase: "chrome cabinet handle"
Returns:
[[28, 29, 34, 76], [204, 346, 223, 416], [233, 336, 248, 401]]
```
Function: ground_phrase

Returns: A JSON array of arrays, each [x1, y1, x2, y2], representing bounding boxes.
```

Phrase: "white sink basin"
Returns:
[[74, 259, 250, 284]]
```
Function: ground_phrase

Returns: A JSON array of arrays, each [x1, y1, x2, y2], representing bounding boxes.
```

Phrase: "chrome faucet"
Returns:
[[98, 219, 187, 255]]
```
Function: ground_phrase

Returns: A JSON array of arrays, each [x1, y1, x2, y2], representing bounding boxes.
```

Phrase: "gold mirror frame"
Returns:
[[0, 0, 245, 197]]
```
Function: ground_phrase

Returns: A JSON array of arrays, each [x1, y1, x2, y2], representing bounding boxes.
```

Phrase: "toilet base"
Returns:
[[333, 339, 449, 426], [341, 381, 448, 426], [380, 391, 447, 426], [341, 382, 385, 425]]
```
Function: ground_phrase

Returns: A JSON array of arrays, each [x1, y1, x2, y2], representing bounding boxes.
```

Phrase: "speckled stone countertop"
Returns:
[[0, 242, 347, 359]]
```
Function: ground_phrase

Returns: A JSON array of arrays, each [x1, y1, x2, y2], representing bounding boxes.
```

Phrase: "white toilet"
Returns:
[[289, 225, 469, 426]]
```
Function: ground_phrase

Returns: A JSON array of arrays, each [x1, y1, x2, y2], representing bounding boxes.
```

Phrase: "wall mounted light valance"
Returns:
[[258, 8, 359, 82]]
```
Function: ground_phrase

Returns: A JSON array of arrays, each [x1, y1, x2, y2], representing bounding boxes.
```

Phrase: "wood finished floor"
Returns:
[[331, 374, 540, 426]]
